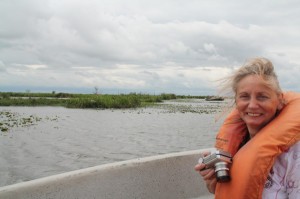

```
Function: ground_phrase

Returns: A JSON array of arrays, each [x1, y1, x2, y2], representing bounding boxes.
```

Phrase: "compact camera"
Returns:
[[198, 150, 233, 182]]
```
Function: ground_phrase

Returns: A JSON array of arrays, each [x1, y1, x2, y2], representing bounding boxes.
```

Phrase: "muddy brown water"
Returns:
[[0, 99, 226, 187]]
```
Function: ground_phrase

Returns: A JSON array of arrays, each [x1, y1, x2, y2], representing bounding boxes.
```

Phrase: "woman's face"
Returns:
[[235, 75, 282, 137]]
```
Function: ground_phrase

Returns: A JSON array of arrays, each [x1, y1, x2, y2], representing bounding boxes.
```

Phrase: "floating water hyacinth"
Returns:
[[0, 110, 58, 133]]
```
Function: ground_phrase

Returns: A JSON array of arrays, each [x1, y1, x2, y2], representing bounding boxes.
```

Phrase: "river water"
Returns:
[[0, 99, 226, 187]]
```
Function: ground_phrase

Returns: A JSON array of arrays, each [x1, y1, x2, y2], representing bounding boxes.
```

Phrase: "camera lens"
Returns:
[[214, 162, 231, 182]]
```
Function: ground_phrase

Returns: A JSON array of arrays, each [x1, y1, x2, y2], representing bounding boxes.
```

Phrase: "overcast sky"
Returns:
[[1, 0, 300, 95]]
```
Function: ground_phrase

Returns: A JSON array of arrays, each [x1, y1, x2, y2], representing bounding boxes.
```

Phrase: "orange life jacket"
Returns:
[[214, 92, 300, 199]]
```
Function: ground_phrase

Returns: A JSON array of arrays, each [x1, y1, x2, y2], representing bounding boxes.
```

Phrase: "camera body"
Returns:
[[199, 150, 232, 182]]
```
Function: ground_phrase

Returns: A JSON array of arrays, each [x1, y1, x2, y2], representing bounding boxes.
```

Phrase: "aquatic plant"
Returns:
[[0, 110, 56, 133], [0, 92, 211, 109], [0, 92, 179, 109]]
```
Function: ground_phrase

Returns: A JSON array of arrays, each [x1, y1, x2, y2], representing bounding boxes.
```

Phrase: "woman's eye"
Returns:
[[258, 96, 268, 100], [239, 95, 249, 99]]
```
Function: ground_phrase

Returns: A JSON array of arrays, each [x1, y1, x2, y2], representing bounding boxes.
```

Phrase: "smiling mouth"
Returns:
[[247, 113, 261, 117]]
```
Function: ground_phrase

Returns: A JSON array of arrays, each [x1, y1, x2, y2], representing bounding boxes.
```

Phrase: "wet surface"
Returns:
[[0, 99, 226, 187]]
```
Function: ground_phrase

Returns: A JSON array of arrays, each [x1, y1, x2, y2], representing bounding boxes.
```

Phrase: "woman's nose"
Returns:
[[248, 97, 259, 108]]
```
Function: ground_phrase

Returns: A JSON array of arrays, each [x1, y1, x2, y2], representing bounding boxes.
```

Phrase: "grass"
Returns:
[[0, 92, 181, 109], [0, 92, 221, 132]]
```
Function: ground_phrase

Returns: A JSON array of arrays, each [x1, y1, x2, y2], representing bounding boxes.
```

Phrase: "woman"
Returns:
[[195, 58, 300, 198]]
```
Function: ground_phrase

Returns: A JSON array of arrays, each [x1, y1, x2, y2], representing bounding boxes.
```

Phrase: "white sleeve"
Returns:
[[262, 141, 300, 199]]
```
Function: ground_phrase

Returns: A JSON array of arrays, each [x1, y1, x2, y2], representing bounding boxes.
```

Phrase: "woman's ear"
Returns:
[[277, 92, 284, 111]]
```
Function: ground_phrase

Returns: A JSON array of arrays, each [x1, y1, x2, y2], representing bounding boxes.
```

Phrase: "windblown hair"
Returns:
[[220, 57, 282, 97]]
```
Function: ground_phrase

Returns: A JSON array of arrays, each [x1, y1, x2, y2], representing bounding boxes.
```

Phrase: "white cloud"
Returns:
[[1, 0, 300, 94], [25, 64, 48, 70]]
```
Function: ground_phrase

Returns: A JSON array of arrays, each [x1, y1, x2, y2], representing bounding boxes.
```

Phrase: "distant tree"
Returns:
[[94, 86, 99, 95], [52, 91, 56, 95], [25, 89, 31, 98]]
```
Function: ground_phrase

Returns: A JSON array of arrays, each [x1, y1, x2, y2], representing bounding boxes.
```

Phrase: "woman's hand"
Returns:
[[194, 151, 217, 194]]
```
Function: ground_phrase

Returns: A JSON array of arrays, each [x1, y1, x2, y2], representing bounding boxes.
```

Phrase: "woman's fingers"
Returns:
[[206, 178, 217, 194], [194, 151, 217, 194], [194, 150, 212, 171], [202, 168, 215, 181], [201, 151, 211, 156], [194, 163, 206, 171], [195, 163, 215, 180]]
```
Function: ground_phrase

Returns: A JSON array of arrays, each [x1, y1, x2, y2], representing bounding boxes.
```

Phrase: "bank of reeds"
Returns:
[[0, 92, 178, 109], [65, 95, 141, 109]]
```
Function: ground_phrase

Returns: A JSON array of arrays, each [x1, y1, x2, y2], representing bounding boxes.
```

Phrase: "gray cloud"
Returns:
[[1, 0, 300, 94]]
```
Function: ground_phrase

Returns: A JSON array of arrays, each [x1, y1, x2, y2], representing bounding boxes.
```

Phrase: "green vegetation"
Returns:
[[0, 92, 223, 132], [0, 111, 40, 132], [0, 110, 59, 133], [0, 92, 181, 109]]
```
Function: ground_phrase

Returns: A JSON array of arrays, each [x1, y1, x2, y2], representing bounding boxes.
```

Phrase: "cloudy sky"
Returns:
[[1, 0, 300, 95]]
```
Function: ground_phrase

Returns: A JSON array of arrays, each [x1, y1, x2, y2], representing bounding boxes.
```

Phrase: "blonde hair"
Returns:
[[221, 57, 282, 98]]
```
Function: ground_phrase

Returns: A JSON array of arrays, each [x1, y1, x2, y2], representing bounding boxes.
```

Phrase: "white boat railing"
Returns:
[[0, 149, 214, 199]]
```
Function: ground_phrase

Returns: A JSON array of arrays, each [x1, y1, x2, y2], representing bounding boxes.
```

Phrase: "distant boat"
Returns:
[[205, 96, 224, 101]]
